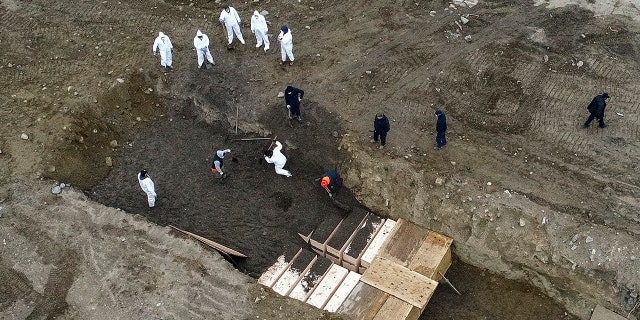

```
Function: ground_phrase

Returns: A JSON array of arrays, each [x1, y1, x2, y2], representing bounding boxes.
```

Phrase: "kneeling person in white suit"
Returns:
[[263, 141, 292, 177]]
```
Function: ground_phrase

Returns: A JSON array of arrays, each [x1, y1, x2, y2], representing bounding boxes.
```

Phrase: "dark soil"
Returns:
[[90, 94, 362, 275]]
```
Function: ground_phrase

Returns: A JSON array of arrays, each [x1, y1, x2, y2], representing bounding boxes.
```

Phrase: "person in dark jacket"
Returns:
[[320, 170, 342, 198], [285, 85, 304, 123], [371, 113, 390, 149], [434, 109, 447, 150], [583, 93, 609, 128]]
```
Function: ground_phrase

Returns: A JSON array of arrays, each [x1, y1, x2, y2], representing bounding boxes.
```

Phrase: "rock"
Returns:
[[576, 60, 583, 67], [60, 183, 66, 188], [373, 176, 383, 182], [519, 218, 526, 227], [585, 236, 593, 243], [277, 92, 284, 98], [305, 26, 310, 29], [464, 35, 472, 42], [331, 131, 339, 138], [260, 10, 269, 16], [20, 133, 28, 140], [105, 157, 113, 167], [486, 182, 492, 186], [136, 117, 141, 122], [110, 140, 119, 147], [429, 11, 436, 16], [450, 161, 456, 165], [48, 166, 56, 172], [116, 78, 125, 83], [460, 16, 469, 24], [51, 186, 62, 194], [435, 177, 445, 185], [543, 55, 549, 63]]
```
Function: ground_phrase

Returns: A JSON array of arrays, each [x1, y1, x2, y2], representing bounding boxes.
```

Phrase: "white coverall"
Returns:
[[219, 7, 245, 45], [152, 32, 173, 68], [137, 172, 157, 207], [250, 11, 269, 51], [278, 29, 294, 63], [193, 30, 214, 67], [264, 141, 292, 177]]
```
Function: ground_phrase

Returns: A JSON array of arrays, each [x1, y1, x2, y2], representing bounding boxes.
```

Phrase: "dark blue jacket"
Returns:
[[374, 115, 390, 133], [285, 86, 304, 113], [587, 94, 607, 118], [435, 110, 447, 133]]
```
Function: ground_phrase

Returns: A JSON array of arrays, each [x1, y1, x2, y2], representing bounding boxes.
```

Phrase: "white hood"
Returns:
[[158, 32, 165, 38], [216, 150, 226, 158], [196, 30, 203, 37]]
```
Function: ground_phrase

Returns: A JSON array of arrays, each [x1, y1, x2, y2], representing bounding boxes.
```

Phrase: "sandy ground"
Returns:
[[1, 0, 640, 319]]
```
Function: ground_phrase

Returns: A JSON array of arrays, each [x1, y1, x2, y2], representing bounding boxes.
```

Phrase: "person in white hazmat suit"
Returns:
[[277, 25, 294, 65], [152, 32, 173, 70], [137, 170, 157, 207], [219, 5, 245, 46], [250, 10, 269, 51], [263, 141, 292, 177], [193, 30, 215, 68]]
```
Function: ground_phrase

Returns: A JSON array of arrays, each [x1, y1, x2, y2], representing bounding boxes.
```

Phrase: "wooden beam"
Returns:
[[408, 231, 453, 280], [169, 225, 247, 258]]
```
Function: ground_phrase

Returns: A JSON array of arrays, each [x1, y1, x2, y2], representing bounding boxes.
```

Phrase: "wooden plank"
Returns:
[[169, 225, 247, 257], [372, 295, 421, 320], [377, 218, 428, 267], [361, 219, 396, 267], [336, 282, 389, 320], [258, 254, 291, 288], [343, 214, 383, 267], [289, 255, 333, 302], [326, 211, 369, 258], [408, 231, 453, 280], [307, 264, 349, 309], [360, 256, 438, 309], [324, 271, 361, 312], [272, 250, 315, 295]]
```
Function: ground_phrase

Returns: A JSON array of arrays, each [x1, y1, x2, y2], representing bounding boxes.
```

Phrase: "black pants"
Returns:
[[584, 113, 605, 127], [374, 131, 387, 145]]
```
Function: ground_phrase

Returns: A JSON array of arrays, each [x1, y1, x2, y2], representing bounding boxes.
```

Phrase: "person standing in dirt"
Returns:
[[434, 109, 447, 150], [250, 10, 269, 51], [320, 170, 342, 198], [285, 85, 304, 123], [278, 25, 294, 65], [212, 149, 232, 178], [263, 141, 292, 177], [583, 92, 610, 128], [193, 30, 215, 69], [152, 32, 173, 71], [371, 113, 390, 150], [137, 170, 157, 208], [219, 5, 245, 47]]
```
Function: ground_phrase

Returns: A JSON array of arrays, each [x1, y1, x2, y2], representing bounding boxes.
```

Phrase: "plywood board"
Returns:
[[408, 231, 453, 279], [336, 282, 389, 320], [372, 295, 420, 320], [307, 264, 349, 309], [361, 219, 396, 267], [324, 271, 361, 312], [360, 256, 438, 309], [377, 219, 428, 266]]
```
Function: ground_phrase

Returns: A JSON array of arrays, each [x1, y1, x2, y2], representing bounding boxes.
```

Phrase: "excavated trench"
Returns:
[[86, 77, 577, 319]]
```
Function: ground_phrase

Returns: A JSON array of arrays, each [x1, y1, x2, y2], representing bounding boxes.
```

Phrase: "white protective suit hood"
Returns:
[[216, 150, 226, 158], [253, 10, 259, 16], [158, 32, 165, 38], [196, 30, 203, 37]]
